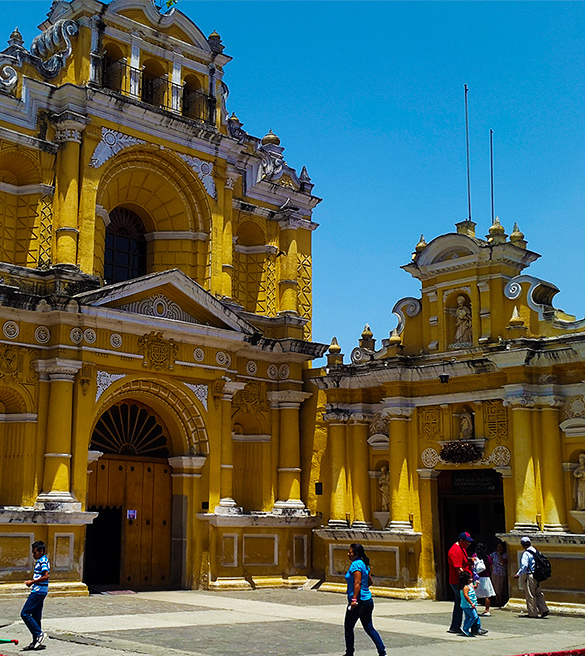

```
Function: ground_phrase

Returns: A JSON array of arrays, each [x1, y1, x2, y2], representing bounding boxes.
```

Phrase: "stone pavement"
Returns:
[[0, 589, 583, 656]]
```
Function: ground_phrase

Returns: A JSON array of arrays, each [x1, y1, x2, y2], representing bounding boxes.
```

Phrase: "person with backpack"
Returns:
[[513, 536, 550, 618]]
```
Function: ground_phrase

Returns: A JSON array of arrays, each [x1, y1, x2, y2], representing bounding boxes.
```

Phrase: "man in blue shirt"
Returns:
[[21, 540, 50, 650], [514, 536, 549, 618]]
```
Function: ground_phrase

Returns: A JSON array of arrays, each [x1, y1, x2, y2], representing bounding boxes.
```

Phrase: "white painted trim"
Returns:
[[242, 533, 279, 567], [145, 231, 208, 242], [293, 533, 308, 568], [234, 244, 278, 255], [231, 433, 271, 442], [0, 182, 54, 196], [0, 414, 37, 423], [53, 532, 75, 571], [328, 543, 400, 580]]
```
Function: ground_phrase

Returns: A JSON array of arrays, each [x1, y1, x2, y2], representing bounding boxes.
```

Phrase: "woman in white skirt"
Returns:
[[473, 543, 496, 616]]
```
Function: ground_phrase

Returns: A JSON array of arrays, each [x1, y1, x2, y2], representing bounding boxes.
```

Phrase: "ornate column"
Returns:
[[382, 399, 415, 532], [221, 170, 238, 298], [277, 221, 299, 315], [216, 381, 245, 513], [505, 388, 539, 532], [52, 111, 88, 266], [323, 410, 349, 527], [35, 358, 83, 507], [348, 414, 371, 528], [540, 399, 569, 532], [268, 390, 311, 512]]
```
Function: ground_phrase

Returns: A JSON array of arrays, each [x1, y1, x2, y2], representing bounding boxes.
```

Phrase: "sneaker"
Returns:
[[541, 611, 550, 618], [33, 632, 46, 649], [447, 628, 461, 634], [477, 628, 488, 635], [461, 628, 475, 637], [22, 643, 36, 652], [481, 611, 491, 616]]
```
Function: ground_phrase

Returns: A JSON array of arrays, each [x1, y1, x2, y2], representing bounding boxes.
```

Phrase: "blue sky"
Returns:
[[5, 2, 585, 361]]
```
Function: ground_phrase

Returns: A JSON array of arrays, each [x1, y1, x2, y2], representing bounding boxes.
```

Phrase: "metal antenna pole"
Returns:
[[490, 129, 495, 224], [465, 84, 472, 222]]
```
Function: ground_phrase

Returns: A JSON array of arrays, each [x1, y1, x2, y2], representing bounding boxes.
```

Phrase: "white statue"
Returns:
[[459, 409, 474, 440], [453, 295, 472, 344], [379, 466, 390, 511], [574, 453, 585, 511]]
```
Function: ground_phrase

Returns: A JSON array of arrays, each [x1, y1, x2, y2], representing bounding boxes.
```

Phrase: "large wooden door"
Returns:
[[86, 402, 173, 589], [87, 456, 172, 589]]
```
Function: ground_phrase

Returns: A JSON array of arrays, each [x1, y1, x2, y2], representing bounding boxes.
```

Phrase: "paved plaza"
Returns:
[[0, 589, 583, 656]]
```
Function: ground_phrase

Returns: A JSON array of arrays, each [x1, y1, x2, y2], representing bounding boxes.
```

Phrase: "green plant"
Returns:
[[440, 440, 482, 464]]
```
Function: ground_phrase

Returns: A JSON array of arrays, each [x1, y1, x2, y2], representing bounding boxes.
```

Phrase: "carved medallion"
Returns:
[[138, 332, 178, 371]]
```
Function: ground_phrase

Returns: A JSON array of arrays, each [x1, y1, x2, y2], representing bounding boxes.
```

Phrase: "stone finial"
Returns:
[[8, 27, 24, 47], [510, 222, 527, 249], [327, 337, 344, 366], [509, 306, 525, 327], [359, 324, 375, 350], [455, 219, 476, 238], [486, 216, 507, 244], [299, 166, 311, 183], [208, 30, 224, 54], [415, 234, 427, 254], [388, 328, 401, 345], [261, 129, 281, 147]]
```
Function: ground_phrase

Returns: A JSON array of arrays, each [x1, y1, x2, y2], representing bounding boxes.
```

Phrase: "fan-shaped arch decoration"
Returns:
[[91, 402, 169, 458]]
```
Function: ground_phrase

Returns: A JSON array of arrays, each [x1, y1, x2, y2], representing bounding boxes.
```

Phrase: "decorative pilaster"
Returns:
[[323, 410, 349, 527], [216, 381, 245, 513], [540, 400, 569, 532], [277, 223, 299, 315], [505, 389, 539, 532], [269, 390, 311, 513], [52, 111, 88, 266], [35, 359, 83, 508], [221, 170, 238, 298], [348, 414, 372, 529], [382, 399, 415, 533]]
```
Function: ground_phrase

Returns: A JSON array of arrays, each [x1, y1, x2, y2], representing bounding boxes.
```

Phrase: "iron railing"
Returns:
[[101, 59, 216, 125]]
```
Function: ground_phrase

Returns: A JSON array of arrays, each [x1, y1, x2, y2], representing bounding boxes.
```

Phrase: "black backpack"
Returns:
[[533, 549, 552, 582]]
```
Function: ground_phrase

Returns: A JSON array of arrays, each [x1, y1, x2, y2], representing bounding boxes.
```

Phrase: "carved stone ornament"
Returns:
[[30, 19, 78, 79], [138, 332, 178, 371], [421, 444, 510, 469], [279, 364, 290, 380], [95, 370, 125, 402], [267, 363, 278, 379], [177, 153, 217, 199], [3, 321, 19, 339], [233, 381, 268, 414], [369, 412, 388, 437], [193, 347, 205, 362], [564, 395, 585, 420], [34, 326, 51, 344], [119, 294, 201, 325], [184, 382, 208, 410], [90, 128, 146, 168], [70, 327, 83, 344], [0, 63, 18, 94], [418, 406, 443, 442], [246, 360, 257, 376], [110, 333, 122, 349], [421, 448, 441, 468], [79, 362, 94, 396]]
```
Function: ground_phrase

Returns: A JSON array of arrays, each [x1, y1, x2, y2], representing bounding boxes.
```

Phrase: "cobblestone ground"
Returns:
[[0, 589, 583, 656]]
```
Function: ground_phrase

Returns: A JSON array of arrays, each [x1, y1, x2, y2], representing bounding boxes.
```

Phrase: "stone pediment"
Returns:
[[74, 269, 257, 335]]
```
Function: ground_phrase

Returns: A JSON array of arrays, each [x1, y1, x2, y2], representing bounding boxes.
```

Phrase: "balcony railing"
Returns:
[[101, 59, 216, 125]]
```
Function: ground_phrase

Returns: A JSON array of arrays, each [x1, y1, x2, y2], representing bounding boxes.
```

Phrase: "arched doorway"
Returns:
[[85, 401, 172, 590]]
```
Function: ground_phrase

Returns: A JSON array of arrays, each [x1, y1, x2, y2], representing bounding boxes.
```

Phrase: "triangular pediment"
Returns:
[[74, 269, 256, 335]]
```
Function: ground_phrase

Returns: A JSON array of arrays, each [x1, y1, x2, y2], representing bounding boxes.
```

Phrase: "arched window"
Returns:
[[102, 42, 126, 93], [141, 58, 168, 108], [182, 74, 208, 121], [104, 207, 147, 284]]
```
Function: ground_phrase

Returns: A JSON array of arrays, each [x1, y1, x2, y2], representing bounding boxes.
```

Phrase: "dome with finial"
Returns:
[[415, 234, 427, 253], [510, 222, 525, 242], [8, 27, 23, 46], [361, 324, 373, 340], [488, 216, 505, 236], [261, 129, 280, 146], [209, 30, 220, 39], [328, 337, 341, 354]]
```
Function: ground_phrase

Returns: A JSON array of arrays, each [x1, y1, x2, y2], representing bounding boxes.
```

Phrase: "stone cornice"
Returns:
[[34, 358, 83, 381]]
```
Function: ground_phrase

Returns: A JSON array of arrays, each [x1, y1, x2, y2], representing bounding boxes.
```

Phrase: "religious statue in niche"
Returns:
[[459, 409, 474, 440], [574, 453, 585, 510], [453, 295, 472, 344], [378, 466, 390, 511]]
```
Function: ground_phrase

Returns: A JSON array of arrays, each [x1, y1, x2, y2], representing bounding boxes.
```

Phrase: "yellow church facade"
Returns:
[[1, 0, 585, 615], [0, 0, 326, 595], [310, 219, 585, 613]]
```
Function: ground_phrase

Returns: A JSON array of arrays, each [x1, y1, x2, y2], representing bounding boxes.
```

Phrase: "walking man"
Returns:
[[447, 531, 474, 634], [514, 536, 549, 618], [21, 540, 49, 650]]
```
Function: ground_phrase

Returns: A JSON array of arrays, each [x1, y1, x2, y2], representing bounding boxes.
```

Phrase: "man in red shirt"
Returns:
[[447, 531, 473, 634]]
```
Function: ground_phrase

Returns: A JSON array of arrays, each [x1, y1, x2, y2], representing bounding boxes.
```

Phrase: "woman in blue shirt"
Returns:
[[344, 543, 386, 656]]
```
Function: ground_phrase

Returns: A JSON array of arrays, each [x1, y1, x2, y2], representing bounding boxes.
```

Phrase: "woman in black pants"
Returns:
[[344, 543, 386, 656]]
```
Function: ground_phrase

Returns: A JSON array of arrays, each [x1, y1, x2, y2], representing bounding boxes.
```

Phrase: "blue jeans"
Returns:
[[344, 598, 386, 655], [21, 592, 46, 639], [449, 583, 463, 631], [462, 607, 480, 633]]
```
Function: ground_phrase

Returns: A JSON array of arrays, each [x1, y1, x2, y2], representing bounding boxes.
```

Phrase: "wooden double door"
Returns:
[[85, 455, 172, 589]]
